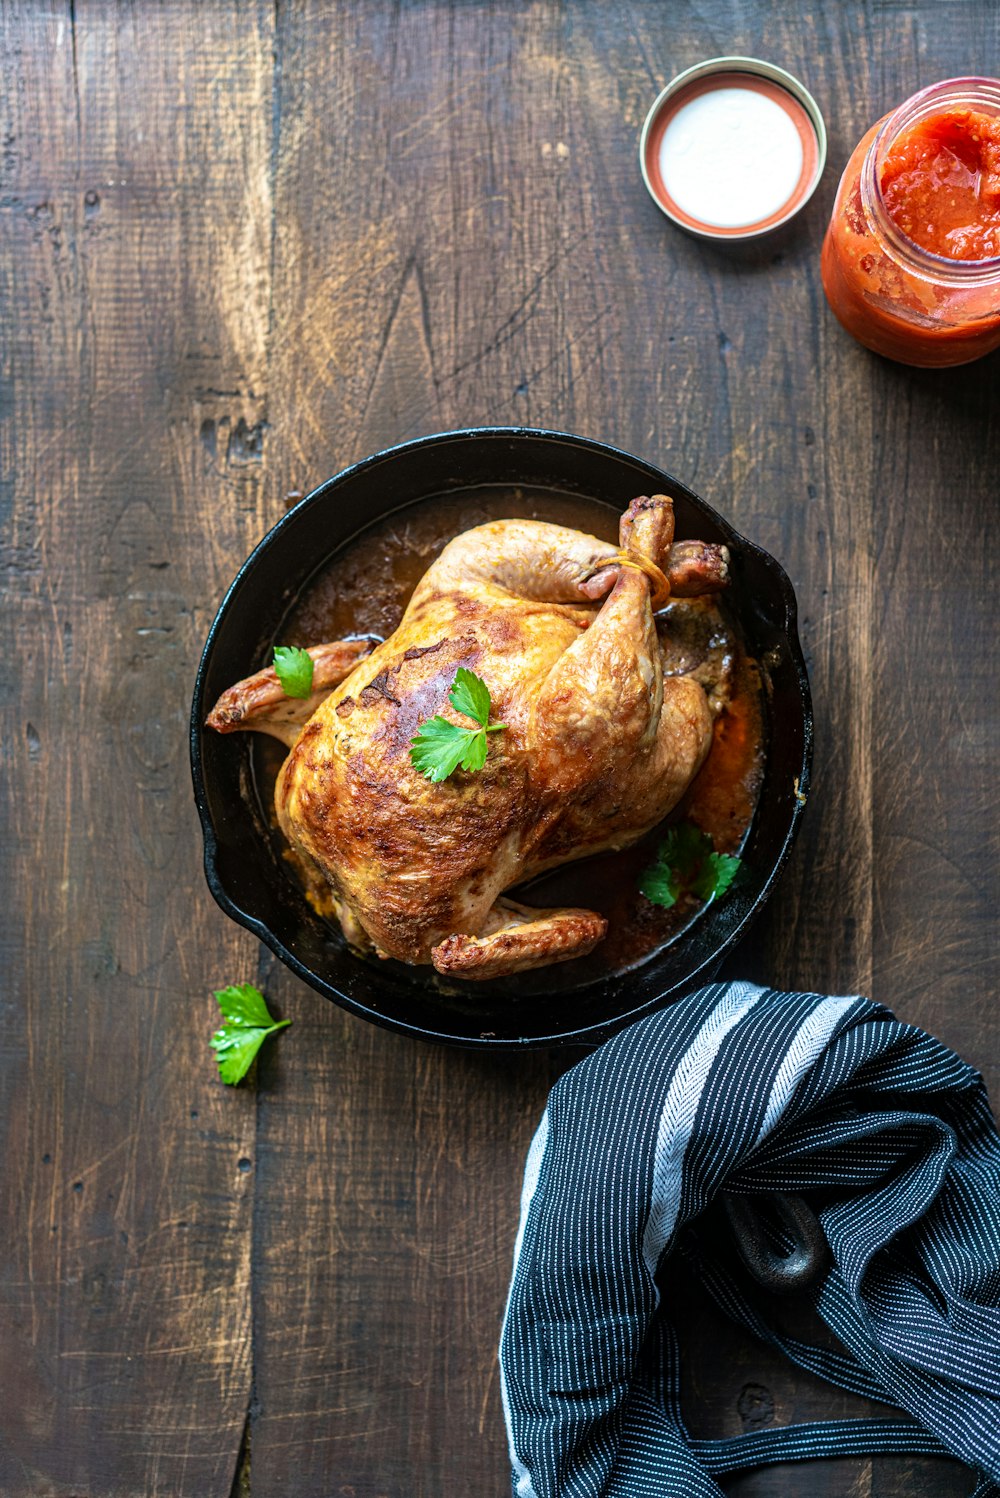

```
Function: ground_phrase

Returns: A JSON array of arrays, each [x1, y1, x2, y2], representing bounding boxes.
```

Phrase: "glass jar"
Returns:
[[821, 77, 1000, 367]]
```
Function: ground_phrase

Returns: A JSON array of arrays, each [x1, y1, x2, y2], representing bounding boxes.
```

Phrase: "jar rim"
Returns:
[[861, 76, 1000, 282]]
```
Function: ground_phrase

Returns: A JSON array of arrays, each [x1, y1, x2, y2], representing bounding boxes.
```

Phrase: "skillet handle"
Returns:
[[721, 1191, 829, 1292]]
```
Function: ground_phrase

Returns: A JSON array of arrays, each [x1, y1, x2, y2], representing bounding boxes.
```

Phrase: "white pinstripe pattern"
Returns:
[[501, 1110, 551, 1498], [641, 981, 765, 1283], [755, 994, 862, 1143]]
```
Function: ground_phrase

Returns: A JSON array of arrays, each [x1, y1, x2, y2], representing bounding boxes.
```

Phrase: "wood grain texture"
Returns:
[[0, 1, 997, 1494], [0, 3, 273, 1491]]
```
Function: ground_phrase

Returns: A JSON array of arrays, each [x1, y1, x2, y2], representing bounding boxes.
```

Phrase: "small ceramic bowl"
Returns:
[[191, 427, 811, 1048]]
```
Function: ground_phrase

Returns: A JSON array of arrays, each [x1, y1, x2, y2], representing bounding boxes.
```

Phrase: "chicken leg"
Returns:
[[206, 637, 379, 747], [431, 898, 608, 980]]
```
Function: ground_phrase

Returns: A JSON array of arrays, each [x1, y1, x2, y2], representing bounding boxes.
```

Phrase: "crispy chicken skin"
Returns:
[[207, 496, 730, 979]]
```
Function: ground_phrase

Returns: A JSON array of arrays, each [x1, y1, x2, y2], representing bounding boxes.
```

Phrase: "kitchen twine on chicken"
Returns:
[[499, 982, 1000, 1497], [579, 551, 673, 610]]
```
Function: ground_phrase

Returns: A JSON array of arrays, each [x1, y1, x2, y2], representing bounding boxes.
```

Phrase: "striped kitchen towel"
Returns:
[[500, 981, 1000, 1497]]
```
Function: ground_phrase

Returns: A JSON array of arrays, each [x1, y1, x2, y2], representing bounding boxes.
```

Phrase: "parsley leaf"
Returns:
[[691, 850, 741, 902], [448, 666, 492, 726], [409, 668, 505, 782], [409, 715, 482, 782], [639, 822, 741, 910], [657, 821, 710, 872], [638, 860, 680, 909], [273, 645, 314, 698], [210, 983, 291, 1086]]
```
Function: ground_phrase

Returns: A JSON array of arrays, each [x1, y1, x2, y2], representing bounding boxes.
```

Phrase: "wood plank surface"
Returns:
[[0, 3, 273, 1492], [0, 2, 996, 1495]]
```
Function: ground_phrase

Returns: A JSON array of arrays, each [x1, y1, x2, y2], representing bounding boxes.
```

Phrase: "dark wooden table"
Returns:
[[2, 3, 997, 1494]]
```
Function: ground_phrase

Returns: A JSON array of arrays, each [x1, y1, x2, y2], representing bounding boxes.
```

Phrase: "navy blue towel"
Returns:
[[500, 982, 1000, 1497]]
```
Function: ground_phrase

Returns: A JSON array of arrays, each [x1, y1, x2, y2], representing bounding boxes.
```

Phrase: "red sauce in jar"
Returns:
[[881, 108, 1000, 259], [821, 81, 1000, 366]]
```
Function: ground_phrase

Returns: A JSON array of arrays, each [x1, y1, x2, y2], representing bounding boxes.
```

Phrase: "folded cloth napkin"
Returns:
[[500, 982, 1000, 1497]]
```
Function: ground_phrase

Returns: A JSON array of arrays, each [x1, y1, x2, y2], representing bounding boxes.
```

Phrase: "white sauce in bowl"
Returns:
[[658, 86, 804, 228]]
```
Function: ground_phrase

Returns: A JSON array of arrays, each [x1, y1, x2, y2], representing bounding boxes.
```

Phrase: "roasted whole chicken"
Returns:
[[207, 495, 731, 979]]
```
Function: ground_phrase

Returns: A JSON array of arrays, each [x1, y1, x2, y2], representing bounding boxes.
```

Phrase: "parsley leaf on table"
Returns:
[[210, 984, 291, 1086], [409, 668, 505, 783], [273, 644, 314, 698], [639, 822, 741, 910]]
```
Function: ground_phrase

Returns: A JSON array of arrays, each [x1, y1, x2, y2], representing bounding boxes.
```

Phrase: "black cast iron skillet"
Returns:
[[191, 427, 812, 1050]]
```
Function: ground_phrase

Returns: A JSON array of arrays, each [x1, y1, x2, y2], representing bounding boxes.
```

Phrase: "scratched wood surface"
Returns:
[[0, 2, 996, 1495]]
